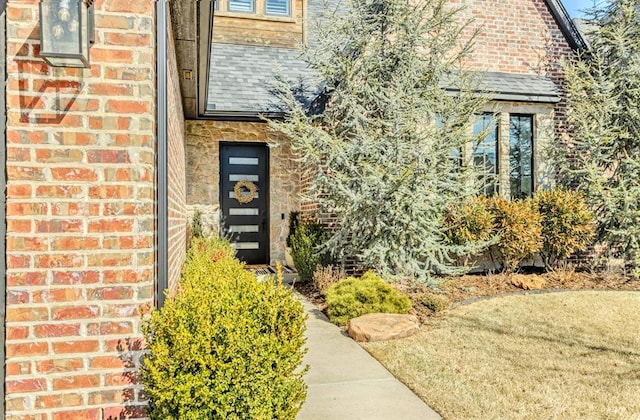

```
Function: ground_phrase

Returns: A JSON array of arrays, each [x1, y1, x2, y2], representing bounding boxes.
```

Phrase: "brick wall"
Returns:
[[166, 17, 187, 293], [5, 0, 156, 418], [454, 0, 573, 76], [453, 0, 575, 129]]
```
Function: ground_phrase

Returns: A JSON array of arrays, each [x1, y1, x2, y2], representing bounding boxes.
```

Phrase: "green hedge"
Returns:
[[141, 237, 308, 419]]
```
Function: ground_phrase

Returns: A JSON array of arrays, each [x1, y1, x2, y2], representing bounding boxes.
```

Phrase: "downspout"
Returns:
[[156, 0, 169, 308], [0, 0, 7, 419], [0, 0, 7, 417]]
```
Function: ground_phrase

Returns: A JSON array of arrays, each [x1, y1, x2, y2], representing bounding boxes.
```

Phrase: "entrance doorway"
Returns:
[[220, 143, 269, 264]]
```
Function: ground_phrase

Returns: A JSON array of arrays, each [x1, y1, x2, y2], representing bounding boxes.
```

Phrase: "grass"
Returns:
[[363, 291, 640, 419]]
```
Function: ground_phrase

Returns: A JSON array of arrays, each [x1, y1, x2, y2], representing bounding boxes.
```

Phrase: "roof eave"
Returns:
[[202, 110, 287, 121], [545, 0, 589, 51], [490, 93, 561, 104], [444, 89, 561, 104]]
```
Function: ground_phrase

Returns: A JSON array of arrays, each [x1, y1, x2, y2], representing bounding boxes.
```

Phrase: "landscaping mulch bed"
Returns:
[[295, 268, 640, 324], [294, 281, 328, 313]]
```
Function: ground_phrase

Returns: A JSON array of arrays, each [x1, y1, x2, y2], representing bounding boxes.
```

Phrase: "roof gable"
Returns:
[[545, 0, 588, 51], [206, 0, 583, 116]]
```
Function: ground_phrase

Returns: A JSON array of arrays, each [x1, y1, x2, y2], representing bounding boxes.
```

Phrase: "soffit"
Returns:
[[170, 0, 214, 119]]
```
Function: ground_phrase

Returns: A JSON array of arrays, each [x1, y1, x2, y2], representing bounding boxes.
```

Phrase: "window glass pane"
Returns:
[[266, 0, 290, 15], [450, 147, 462, 166], [435, 114, 462, 167], [509, 115, 534, 199], [473, 114, 499, 196], [229, 0, 255, 12], [229, 174, 259, 182]]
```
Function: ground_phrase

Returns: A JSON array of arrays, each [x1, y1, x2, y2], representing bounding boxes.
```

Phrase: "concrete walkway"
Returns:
[[296, 296, 441, 420]]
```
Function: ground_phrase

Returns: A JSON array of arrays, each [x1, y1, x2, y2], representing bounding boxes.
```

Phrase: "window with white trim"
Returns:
[[265, 0, 290, 15], [228, 0, 255, 13], [218, 0, 291, 16]]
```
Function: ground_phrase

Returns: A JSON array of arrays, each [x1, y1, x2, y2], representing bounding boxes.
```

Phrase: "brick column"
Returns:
[[5, 0, 156, 418]]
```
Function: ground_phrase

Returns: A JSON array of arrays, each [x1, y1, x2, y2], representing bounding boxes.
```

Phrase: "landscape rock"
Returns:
[[510, 274, 546, 290], [346, 313, 419, 342]]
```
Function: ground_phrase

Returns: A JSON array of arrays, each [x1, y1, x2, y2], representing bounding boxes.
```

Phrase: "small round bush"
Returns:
[[141, 237, 307, 420], [420, 293, 451, 313], [444, 196, 494, 246], [487, 196, 543, 272], [325, 271, 412, 326], [443, 196, 495, 266], [534, 188, 595, 269]]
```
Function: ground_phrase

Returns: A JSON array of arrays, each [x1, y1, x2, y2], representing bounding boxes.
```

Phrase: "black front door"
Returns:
[[220, 143, 269, 264]]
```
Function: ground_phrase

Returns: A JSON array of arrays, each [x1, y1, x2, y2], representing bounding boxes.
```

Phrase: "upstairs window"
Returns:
[[221, 0, 291, 16], [265, 0, 290, 15], [228, 0, 255, 13], [509, 115, 534, 199], [473, 114, 499, 196]]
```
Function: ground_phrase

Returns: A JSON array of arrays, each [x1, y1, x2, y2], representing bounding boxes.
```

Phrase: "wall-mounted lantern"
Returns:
[[39, 0, 95, 68]]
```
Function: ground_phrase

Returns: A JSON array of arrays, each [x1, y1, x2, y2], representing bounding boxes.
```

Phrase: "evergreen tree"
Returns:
[[269, 0, 487, 281], [556, 0, 640, 274]]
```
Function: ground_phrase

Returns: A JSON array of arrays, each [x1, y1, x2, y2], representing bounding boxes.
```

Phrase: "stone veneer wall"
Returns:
[[482, 101, 557, 198], [185, 120, 300, 264], [4, 0, 156, 418]]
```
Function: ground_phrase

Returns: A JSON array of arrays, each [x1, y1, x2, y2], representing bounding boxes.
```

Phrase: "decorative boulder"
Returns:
[[346, 313, 419, 342], [510, 274, 546, 290]]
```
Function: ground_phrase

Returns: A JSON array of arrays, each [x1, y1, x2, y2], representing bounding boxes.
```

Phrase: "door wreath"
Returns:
[[233, 180, 258, 204]]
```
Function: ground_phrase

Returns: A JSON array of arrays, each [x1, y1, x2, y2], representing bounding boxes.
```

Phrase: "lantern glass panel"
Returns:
[[39, 0, 91, 68]]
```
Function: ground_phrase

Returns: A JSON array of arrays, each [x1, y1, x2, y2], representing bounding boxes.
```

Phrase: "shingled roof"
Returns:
[[206, 0, 582, 116], [207, 43, 319, 115], [443, 72, 561, 104]]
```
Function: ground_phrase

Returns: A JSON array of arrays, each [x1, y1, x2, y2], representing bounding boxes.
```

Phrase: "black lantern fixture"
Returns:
[[39, 0, 95, 68]]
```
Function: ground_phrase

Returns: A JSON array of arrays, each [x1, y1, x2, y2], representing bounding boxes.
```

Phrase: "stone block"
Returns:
[[346, 313, 419, 342]]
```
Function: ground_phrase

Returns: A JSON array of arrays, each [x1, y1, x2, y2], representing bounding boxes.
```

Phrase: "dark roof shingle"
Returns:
[[207, 0, 572, 114]]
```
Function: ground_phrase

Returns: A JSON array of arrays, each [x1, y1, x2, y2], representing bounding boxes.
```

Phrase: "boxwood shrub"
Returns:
[[325, 271, 412, 326], [487, 196, 543, 272], [140, 237, 308, 419], [534, 188, 595, 269]]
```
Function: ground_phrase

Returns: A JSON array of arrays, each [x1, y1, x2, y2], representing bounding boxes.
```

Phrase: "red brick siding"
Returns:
[[453, 0, 575, 130], [5, 0, 156, 418], [166, 17, 187, 292], [454, 0, 572, 74]]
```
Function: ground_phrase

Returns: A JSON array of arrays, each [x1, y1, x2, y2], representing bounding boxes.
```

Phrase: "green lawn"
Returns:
[[363, 291, 640, 419]]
